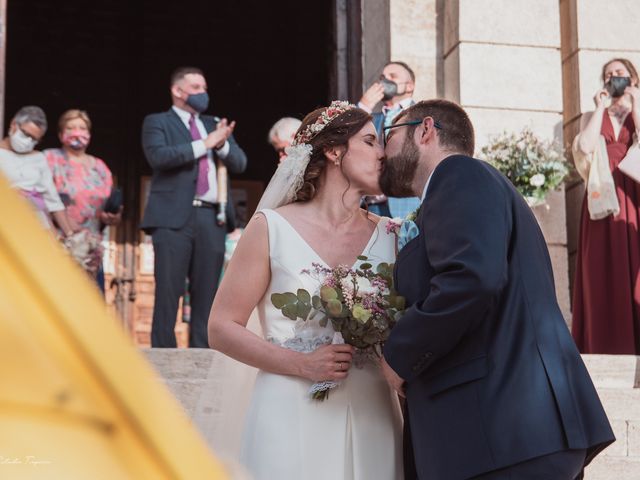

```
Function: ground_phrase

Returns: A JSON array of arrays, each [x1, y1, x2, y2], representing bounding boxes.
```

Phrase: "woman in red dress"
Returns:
[[572, 58, 640, 354]]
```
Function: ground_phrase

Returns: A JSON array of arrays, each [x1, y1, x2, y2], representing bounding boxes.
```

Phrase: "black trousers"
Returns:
[[150, 206, 226, 348], [469, 448, 587, 480]]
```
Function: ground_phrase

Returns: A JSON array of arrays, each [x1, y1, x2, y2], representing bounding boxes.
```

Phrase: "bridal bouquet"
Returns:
[[480, 127, 570, 207], [271, 257, 405, 400]]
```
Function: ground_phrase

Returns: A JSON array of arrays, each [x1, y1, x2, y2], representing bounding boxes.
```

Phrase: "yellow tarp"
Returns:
[[0, 175, 228, 479]]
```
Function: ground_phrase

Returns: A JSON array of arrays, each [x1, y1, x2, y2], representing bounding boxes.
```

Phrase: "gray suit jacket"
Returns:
[[140, 108, 247, 232]]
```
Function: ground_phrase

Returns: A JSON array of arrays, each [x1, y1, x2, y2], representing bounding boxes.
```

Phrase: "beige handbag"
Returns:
[[618, 135, 640, 183]]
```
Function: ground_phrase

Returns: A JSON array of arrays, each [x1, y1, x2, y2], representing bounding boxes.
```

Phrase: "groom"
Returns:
[[379, 99, 614, 479]]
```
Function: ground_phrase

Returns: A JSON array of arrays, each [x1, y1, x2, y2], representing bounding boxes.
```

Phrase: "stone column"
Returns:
[[443, 0, 571, 320], [560, 0, 640, 301], [389, 0, 440, 100], [361, 0, 391, 90]]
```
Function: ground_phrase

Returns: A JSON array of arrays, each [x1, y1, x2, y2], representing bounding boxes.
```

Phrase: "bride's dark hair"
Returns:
[[294, 107, 372, 202]]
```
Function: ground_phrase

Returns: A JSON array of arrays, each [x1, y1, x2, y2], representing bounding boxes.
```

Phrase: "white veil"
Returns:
[[256, 101, 356, 212], [255, 143, 313, 211]]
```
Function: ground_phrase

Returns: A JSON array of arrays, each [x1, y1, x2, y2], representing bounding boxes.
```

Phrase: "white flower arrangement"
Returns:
[[480, 127, 571, 207]]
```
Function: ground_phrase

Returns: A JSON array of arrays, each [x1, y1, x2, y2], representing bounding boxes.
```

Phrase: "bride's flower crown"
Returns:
[[256, 101, 356, 211], [291, 100, 356, 146]]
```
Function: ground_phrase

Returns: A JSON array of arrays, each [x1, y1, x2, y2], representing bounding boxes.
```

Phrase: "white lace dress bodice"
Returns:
[[240, 209, 403, 480]]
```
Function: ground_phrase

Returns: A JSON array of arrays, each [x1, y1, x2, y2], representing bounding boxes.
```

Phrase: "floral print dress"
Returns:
[[44, 148, 113, 235]]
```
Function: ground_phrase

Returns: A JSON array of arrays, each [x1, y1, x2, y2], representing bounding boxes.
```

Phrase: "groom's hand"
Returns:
[[381, 358, 405, 398]]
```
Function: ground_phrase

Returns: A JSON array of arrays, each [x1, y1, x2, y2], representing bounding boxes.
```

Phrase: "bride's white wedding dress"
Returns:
[[240, 209, 403, 480]]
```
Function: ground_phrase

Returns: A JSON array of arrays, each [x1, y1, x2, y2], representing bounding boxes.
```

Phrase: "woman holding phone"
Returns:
[[572, 58, 640, 354]]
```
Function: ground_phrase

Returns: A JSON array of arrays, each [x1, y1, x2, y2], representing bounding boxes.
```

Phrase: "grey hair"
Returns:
[[268, 117, 302, 145], [13, 106, 48, 134]]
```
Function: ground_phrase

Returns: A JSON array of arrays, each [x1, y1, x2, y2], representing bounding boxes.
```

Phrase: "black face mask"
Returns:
[[186, 92, 210, 113], [605, 76, 631, 98], [380, 76, 398, 101]]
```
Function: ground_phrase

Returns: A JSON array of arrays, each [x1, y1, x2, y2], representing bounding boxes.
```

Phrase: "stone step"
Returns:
[[597, 388, 640, 421], [582, 354, 640, 389], [584, 454, 640, 480]]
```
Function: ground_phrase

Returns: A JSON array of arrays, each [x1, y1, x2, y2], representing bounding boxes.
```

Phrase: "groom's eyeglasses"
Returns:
[[383, 119, 443, 146]]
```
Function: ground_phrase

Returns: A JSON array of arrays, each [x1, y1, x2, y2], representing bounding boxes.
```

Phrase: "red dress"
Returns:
[[572, 110, 640, 354]]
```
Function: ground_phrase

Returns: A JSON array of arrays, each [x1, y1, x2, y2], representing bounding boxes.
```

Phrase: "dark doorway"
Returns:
[[5, 0, 334, 343], [6, 0, 332, 229]]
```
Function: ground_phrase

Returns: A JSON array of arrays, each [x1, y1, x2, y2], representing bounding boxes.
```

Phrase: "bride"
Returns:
[[208, 101, 403, 480]]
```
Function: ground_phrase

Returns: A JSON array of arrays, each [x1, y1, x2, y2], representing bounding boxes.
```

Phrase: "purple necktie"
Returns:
[[189, 114, 209, 196]]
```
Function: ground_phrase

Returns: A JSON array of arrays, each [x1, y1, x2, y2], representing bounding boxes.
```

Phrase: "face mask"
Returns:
[[62, 130, 91, 150], [186, 92, 210, 113], [605, 76, 631, 98], [10, 128, 38, 153], [380, 76, 399, 101]]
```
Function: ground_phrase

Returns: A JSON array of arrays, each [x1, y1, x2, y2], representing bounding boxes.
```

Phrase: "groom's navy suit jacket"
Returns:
[[384, 155, 614, 480]]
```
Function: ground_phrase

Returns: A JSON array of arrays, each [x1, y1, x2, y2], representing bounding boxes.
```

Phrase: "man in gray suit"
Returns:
[[141, 66, 247, 348]]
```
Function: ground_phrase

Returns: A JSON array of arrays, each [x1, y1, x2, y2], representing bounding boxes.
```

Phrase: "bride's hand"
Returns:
[[299, 344, 354, 382]]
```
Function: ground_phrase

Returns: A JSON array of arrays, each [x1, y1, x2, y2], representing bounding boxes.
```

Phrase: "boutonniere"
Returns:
[[385, 209, 422, 252], [406, 206, 420, 223]]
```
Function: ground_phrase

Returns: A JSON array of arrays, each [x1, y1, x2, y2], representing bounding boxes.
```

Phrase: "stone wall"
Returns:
[[389, 0, 440, 99]]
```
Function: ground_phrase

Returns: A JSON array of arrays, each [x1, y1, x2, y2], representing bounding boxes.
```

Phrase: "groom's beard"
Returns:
[[379, 138, 420, 197]]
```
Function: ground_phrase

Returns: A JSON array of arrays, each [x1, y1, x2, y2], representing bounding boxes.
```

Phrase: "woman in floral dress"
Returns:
[[45, 109, 121, 292]]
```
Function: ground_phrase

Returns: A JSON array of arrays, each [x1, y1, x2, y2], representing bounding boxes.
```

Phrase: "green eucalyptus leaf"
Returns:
[[357, 255, 368, 261], [271, 293, 285, 309], [327, 299, 343, 316], [297, 289, 311, 305], [359, 263, 372, 270], [376, 263, 390, 275], [297, 301, 312, 320], [320, 286, 338, 302], [312, 295, 322, 309], [282, 292, 298, 305], [282, 303, 299, 321]]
